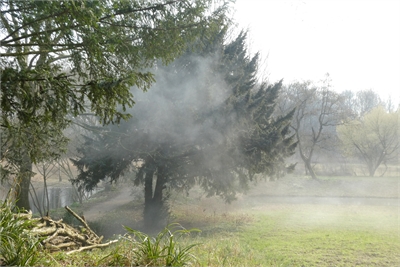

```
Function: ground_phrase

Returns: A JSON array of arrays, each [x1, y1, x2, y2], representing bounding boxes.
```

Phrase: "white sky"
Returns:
[[233, 0, 400, 104]]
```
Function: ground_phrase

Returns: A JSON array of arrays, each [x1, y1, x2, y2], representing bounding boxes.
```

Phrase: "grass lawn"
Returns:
[[175, 202, 400, 267], [37, 202, 400, 267], [32, 176, 400, 266]]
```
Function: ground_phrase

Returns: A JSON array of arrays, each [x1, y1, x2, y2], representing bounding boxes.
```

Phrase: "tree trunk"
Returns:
[[143, 167, 167, 231], [143, 169, 154, 225], [368, 163, 377, 177], [299, 149, 318, 180], [305, 159, 318, 180], [15, 154, 33, 211]]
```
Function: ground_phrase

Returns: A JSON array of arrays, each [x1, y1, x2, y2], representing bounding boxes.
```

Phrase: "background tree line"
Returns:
[[276, 79, 399, 179]]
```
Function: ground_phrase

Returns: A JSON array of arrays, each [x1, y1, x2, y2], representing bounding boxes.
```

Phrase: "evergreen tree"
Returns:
[[0, 0, 227, 210], [72, 29, 296, 229]]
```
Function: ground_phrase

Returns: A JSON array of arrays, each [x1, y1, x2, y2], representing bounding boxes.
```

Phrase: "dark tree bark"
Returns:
[[144, 170, 154, 209], [303, 156, 317, 180], [15, 154, 32, 211], [296, 125, 318, 180], [143, 166, 167, 230]]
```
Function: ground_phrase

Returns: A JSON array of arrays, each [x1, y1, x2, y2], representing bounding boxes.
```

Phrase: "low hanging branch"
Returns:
[[17, 206, 117, 253]]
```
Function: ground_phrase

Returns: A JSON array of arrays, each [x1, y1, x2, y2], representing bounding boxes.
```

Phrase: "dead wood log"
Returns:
[[56, 228, 96, 246], [13, 206, 116, 253], [47, 235, 69, 245], [66, 239, 119, 255], [42, 228, 64, 244], [65, 206, 100, 240], [44, 243, 63, 251], [55, 242, 79, 249], [30, 225, 57, 236]]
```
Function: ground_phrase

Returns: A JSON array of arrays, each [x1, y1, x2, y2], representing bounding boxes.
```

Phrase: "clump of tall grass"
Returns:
[[120, 223, 200, 266], [0, 198, 42, 266]]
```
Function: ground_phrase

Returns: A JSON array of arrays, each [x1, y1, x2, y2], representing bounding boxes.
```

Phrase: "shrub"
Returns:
[[122, 223, 200, 266], [0, 199, 42, 266]]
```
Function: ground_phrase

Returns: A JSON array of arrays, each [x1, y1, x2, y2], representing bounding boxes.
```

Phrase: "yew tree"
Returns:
[[0, 0, 228, 210], [71, 29, 297, 229]]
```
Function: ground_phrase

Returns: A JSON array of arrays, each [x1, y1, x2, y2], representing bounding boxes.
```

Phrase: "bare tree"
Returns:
[[277, 74, 352, 179], [355, 89, 382, 117], [58, 157, 90, 204], [31, 161, 58, 216]]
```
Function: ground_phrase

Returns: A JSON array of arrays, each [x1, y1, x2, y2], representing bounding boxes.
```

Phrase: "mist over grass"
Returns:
[[36, 175, 399, 267]]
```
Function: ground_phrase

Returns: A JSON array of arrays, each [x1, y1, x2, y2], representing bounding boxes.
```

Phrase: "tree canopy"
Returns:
[[340, 89, 383, 118], [1, 0, 228, 160], [337, 106, 399, 176], [71, 29, 297, 228], [0, 0, 229, 209]]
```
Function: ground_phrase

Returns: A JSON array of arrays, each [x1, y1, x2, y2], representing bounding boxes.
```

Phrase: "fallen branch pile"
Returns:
[[21, 206, 117, 254]]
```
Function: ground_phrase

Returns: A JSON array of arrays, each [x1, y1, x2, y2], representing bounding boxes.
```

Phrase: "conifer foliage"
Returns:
[[0, 0, 227, 210], [72, 29, 297, 229]]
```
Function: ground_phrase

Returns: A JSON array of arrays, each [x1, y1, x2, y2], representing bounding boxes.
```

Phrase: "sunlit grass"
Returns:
[[174, 203, 400, 267], [30, 175, 400, 266], [35, 202, 400, 267]]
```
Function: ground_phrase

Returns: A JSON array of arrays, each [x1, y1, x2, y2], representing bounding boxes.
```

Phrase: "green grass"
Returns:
[[177, 203, 400, 267], [0, 199, 43, 266], [21, 175, 400, 266], [33, 203, 400, 266], [36, 224, 201, 267]]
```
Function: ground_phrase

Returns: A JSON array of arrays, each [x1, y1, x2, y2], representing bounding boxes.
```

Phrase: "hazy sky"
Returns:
[[233, 0, 400, 104]]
